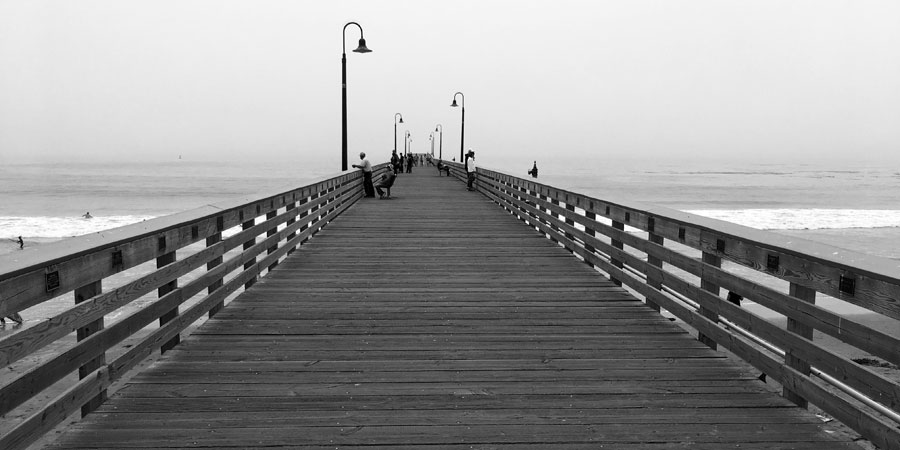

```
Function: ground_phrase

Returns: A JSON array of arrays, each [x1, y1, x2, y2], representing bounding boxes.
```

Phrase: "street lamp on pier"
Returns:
[[450, 92, 465, 162], [341, 21, 372, 171], [434, 124, 443, 160], [430, 132, 434, 156], [394, 113, 403, 154]]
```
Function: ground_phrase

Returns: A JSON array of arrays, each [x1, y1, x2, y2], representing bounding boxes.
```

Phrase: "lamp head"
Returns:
[[353, 38, 372, 53], [399, 117, 404, 124], [450, 99, 458, 107]]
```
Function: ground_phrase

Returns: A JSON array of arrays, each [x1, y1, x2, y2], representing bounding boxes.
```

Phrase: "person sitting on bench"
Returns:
[[436, 160, 451, 176], [375, 165, 397, 199]]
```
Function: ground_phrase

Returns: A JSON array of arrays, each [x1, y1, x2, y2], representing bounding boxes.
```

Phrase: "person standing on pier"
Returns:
[[465, 149, 476, 191], [352, 152, 375, 197], [391, 150, 400, 174]]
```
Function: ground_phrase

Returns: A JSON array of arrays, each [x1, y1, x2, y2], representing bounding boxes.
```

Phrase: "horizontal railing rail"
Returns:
[[474, 167, 900, 450], [0, 164, 389, 450]]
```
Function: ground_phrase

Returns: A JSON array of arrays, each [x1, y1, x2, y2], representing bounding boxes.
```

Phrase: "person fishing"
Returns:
[[528, 161, 539, 178]]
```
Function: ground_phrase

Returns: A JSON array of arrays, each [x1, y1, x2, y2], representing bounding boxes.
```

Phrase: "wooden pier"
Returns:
[[41, 169, 855, 449]]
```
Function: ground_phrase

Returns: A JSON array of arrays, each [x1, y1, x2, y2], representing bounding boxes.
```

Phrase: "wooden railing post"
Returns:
[[74, 280, 106, 417], [207, 231, 223, 318], [286, 201, 298, 255], [310, 191, 321, 236], [610, 220, 625, 286], [266, 210, 278, 272], [156, 250, 179, 353], [527, 187, 541, 232], [645, 231, 663, 312], [584, 210, 596, 269], [537, 193, 555, 243], [563, 203, 576, 253], [785, 282, 816, 408], [698, 251, 721, 350], [243, 215, 257, 290], [299, 201, 311, 245], [549, 196, 563, 244]]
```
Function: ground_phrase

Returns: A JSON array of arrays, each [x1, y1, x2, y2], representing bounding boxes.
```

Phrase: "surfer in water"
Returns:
[[6, 236, 24, 249], [83, 212, 93, 219]]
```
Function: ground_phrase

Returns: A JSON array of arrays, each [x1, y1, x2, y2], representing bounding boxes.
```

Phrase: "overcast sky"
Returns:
[[1, 0, 898, 170]]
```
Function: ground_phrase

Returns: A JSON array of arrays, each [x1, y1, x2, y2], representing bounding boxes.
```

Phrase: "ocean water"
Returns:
[[0, 160, 339, 241], [2, 157, 899, 254]]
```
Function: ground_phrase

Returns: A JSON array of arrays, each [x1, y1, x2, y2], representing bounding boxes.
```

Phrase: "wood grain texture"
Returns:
[[46, 170, 851, 449]]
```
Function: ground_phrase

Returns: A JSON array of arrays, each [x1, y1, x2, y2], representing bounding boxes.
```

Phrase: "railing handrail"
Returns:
[[0, 169, 353, 280], [477, 166, 900, 320], [471, 165, 900, 450]]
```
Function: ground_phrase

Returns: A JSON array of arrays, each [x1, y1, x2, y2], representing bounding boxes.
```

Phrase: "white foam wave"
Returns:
[[0, 215, 156, 239], [686, 209, 900, 230]]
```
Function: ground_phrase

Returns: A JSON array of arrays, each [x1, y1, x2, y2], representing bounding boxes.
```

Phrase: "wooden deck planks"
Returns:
[[46, 169, 854, 449]]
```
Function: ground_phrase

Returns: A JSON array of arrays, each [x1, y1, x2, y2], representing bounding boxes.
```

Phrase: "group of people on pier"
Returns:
[[355, 149, 535, 197], [389, 150, 426, 174]]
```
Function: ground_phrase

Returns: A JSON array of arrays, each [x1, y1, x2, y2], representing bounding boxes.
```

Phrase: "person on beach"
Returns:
[[18, 236, 24, 249], [351, 152, 375, 198], [465, 149, 476, 191], [375, 165, 397, 199]]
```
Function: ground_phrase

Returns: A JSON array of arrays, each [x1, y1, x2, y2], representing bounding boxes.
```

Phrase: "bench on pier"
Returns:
[[436, 161, 451, 176]]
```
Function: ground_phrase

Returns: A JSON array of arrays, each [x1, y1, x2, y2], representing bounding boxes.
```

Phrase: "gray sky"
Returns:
[[1, 0, 899, 170]]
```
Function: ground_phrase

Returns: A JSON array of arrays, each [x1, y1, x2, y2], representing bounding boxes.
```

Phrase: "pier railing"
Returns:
[[3, 161, 899, 449], [0, 165, 387, 449], [470, 165, 900, 450]]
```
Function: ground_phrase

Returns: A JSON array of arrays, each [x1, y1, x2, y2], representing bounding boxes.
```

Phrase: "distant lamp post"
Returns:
[[450, 92, 465, 162], [341, 21, 372, 171], [429, 132, 434, 156], [394, 113, 403, 154], [435, 124, 443, 160], [405, 131, 411, 156]]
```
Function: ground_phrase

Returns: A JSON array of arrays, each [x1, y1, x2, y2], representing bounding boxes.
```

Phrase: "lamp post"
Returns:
[[341, 21, 372, 171], [435, 124, 443, 160], [450, 92, 465, 162], [429, 132, 434, 156], [394, 113, 403, 154], [404, 131, 410, 156]]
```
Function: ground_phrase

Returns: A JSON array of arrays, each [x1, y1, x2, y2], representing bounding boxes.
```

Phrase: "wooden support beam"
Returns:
[[74, 280, 106, 417]]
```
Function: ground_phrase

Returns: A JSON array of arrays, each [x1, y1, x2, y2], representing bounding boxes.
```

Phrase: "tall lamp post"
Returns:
[[404, 131, 410, 156], [435, 124, 443, 160], [429, 132, 434, 156], [341, 21, 372, 171], [450, 92, 465, 162], [394, 113, 403, 154]]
